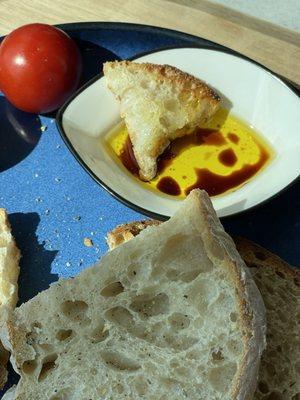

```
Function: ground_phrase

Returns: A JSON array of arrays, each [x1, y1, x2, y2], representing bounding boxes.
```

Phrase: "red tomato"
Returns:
[[0, 23, 82, 113]]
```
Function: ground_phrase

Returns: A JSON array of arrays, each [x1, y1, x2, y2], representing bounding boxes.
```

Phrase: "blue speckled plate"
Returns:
[[0, 22, 299, 394]]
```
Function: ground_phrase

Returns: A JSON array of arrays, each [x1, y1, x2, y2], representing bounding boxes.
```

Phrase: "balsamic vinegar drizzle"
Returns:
[[185, 146, 269, 197]]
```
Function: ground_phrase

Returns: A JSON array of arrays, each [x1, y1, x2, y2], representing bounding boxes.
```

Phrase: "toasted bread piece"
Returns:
[[0, 209, 20, 388], [104, 61, 220, 180], [0, 190, 265, 400], [107, 222, 300, 400]]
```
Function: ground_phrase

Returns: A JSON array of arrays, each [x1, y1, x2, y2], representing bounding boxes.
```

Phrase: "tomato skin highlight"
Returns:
[[0, 23, 82, 113]]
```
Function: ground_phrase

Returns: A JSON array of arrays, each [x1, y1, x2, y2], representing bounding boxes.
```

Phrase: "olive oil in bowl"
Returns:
[[107, 108, 274, 198]]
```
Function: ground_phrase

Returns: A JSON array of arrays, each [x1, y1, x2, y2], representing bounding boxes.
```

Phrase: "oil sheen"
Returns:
[[107, 108, 274, 198]]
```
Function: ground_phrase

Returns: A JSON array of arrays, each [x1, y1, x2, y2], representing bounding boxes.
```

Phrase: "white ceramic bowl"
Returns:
[[57, 47, 300, 219]]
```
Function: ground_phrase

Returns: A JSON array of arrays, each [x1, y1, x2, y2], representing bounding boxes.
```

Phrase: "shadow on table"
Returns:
[[75, 38, 121, 85], [0, 98, 42, 173], [9, 212, 58, 303], [43, 39, 120, 120]]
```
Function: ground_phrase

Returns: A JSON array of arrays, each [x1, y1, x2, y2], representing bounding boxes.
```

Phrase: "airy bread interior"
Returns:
[[1, 191, 265, 400], [104, 61, 220, 180]]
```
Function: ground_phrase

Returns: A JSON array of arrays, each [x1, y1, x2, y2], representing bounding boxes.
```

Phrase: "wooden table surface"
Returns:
[[0, 0, 299, 86]]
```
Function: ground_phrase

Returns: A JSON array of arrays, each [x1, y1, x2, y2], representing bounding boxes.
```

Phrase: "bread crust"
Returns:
[[0, 209, 20, 389], [104, 61, 220, 102], [0, 209, 20, 309], [234, 236, 300, 283], [190, 192, 266, 400], [106, 220, 161, 249]]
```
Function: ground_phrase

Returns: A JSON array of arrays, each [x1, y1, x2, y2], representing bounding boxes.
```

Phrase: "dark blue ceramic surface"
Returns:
[[0, 22, 299, 394]]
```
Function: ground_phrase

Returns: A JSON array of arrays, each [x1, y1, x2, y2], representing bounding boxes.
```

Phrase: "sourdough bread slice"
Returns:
[[107, 221, 300, 400], [103, 61, 220, 180], [1, 190, 265, 400], [0, 209, 20, 388]]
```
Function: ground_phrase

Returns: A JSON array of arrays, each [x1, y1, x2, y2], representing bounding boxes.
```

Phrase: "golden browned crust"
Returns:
[[106, 220, 160, 250], [234, 236, 300, 284], [104, 60, 220, 103]]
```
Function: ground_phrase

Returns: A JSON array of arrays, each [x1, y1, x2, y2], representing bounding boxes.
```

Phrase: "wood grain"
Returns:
[[173, 0, 300, 46], [0, 0, 299, 85]]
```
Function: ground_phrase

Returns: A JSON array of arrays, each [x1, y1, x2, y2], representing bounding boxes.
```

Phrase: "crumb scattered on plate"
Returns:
[[84, 237, 93, 247]]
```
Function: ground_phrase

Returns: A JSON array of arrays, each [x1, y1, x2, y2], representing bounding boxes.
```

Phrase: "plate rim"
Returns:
[[56, 22, 300, 221]]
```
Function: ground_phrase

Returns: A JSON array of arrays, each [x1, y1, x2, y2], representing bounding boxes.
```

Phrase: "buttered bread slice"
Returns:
[[104, 61, 220, 180], [1, 190, 265, 399]]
